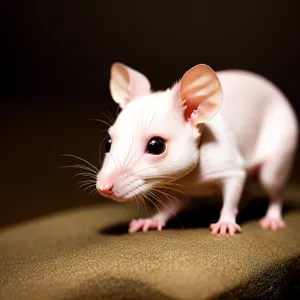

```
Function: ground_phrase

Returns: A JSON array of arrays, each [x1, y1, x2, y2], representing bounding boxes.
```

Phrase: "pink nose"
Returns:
[[98, 183, 114, 196]]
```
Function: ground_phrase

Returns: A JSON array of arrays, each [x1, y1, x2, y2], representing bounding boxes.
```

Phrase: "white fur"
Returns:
[[97, 64, 298, 235]]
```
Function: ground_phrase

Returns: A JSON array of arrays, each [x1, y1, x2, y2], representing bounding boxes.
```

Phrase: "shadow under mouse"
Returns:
[[99, 197, 298, 235]]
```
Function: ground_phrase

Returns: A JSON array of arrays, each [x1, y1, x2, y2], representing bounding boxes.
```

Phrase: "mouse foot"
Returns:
[[259, 216, 286, 231], [210, 221, 242, 236], [128, 218, 166, 233]]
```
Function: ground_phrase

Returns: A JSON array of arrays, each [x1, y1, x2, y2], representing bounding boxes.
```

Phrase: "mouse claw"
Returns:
[[210, 221, 242, 236], [128, 218, 166, 233]]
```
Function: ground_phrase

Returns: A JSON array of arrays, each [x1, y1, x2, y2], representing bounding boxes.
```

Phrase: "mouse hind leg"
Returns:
[[258, 146, 296, 231]]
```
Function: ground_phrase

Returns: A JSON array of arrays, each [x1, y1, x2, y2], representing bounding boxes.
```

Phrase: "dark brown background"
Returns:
[[1, 0, 299, 228]]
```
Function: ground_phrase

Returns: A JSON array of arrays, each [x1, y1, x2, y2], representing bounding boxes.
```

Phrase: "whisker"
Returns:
[[60, 164, 98, 174], [131, 166, 180, 179], [89, 118, 112, 128], [121, 134, 135, 174], [144, 95, 158, 131], [114, 153, 122, 174], [124, 147, 138, 173], [152, 188, 180, 204], [135, 183, 157, 214], [73, 172, 97, 179], [109, 153, 119, 175], [115, 104, 121, 119], [108, 110, 115, 124], [149, 189, 174, 210], [138, 178, 187, 197], [143, 191, 161, 214], [104, 112, 114, 125], [150, 189, 184, 229], [138, 194, 147, 215], [124, 125, 138, 173], [145, 190, 175, 218], [141, 176, 186, 187], [98, 135, 108, 166], [89, 187, 98, 197], [141, 106, 146, 130], [145, 108, 157, 132], [141, 196, 149, 215], [127, 152, 144, 174], [90, 189, 99, 197], [149, 189, 175, 209], [141, 175, 175, 179], [134, 195, 140, 215], [137, 195, 145, 214], [122, 113, 144, 174], [158, 186, 187, 196], [78, 179, 96, 184], [81, 184, 96, 195], [78, 182, 95, 189], [160, 181, 187, 188], [61, 154, 98, 172]]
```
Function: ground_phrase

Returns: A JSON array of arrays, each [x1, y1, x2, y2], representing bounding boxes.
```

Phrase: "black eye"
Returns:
[[146, 137, 166, 155], [105, 138, 112, 153]]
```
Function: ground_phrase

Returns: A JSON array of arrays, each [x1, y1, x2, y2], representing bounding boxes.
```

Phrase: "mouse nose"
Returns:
[[98, 183, 114, 196]]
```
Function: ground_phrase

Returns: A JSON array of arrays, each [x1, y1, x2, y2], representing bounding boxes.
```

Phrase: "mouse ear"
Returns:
[[180, 64, 223, 126], [109, 63, 151, 108]]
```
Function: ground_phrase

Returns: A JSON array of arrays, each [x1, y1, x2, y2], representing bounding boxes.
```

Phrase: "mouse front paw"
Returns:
[[128, 218, 166, 233], [259, 216, 286, 231], [210, 221, 242, 236]]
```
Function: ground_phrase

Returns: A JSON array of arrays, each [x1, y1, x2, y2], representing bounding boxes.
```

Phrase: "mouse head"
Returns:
[[96, 63, 222, 202]]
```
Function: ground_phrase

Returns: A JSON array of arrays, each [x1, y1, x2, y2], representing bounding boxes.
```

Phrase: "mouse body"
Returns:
[[96, 63, 298, 236]]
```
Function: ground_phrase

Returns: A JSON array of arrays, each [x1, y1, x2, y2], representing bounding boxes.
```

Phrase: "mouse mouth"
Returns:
[[99, 172, 180, 203], [112, 177, 150, 202]]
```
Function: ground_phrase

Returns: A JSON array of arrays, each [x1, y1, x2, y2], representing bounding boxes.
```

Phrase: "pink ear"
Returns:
[[180, 64, 223, 125], [109, 63, 151, 108]]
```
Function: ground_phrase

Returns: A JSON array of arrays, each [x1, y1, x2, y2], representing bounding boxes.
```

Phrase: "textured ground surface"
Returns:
[[1, 197, 300, 300]]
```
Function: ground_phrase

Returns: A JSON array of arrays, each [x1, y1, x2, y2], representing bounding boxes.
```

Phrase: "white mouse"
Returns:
[[96, 63, 298, 236]]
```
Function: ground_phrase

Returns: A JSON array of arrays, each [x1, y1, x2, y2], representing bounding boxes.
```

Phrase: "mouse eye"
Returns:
[[146, 137, 166, 155], [105, 137, 112, 153]]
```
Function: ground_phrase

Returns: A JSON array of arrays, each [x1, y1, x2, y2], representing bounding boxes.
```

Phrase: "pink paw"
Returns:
[[128, 218, 166, 233], [210, 221, 242, 236], [259, 216, 286, 231]]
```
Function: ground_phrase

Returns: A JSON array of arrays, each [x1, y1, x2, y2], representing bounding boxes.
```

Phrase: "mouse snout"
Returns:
[[98, 182, 114, 196]]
